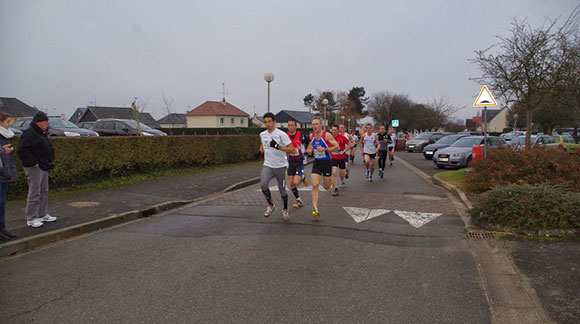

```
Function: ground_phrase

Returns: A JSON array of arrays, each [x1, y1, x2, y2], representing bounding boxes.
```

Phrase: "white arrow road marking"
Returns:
[[343, 207, 390, 223], [394, 211, 442, 228], [257, 185, 327, 192]]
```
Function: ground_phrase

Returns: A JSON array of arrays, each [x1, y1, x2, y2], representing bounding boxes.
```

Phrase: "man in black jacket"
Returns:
[[17, 111, 57, 228]]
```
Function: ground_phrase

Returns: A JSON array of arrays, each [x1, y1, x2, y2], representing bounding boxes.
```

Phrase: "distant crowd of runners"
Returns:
[[257, 113, 397, 222]]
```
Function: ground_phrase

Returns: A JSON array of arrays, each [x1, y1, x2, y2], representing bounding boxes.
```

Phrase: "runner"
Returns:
[[359, 123, 380, 182], [286, 119, 309, 208], [349, 129, 359, 164], [306, 117, 340, 219], [258, 113, 295, 222], [377, 125, 389, 179], [330, 125, 351, 196], [339, 124, 354, 179], [388, 127, 397, 166]]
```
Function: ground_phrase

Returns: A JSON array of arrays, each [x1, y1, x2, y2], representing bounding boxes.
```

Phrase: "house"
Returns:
[[471, 108, 506, 132], [69, 106, 161, 128], [274, 110, 315, 128], [185, 100, 249, 128], [157, 113, 187, 128], [0, 97, 39, 123], [251, 114, 265, 127]]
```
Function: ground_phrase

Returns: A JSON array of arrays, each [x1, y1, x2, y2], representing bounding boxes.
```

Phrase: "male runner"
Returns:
[[339, 124, 354, 179], [258, 113, 295, 222], [359, 123, 380, 182], [388, 127, 397, 166], [377, 125, 389, 178], [330, 125, 350, 196], [306, 117, 339, 219], [286, 119, 310, 208], [349, 129, 359, 164]]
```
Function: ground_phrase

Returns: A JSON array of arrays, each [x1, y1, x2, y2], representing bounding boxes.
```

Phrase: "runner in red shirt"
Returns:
[[330, 125, 352, 196]]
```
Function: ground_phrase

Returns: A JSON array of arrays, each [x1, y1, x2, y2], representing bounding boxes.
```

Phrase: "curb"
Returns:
[[431, 173, 473, 210], [0, 174, 266, 258]]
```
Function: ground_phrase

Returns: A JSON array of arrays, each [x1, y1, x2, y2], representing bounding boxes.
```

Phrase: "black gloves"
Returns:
[[269, 139, 280, 150], [254, 151, 263, 159]]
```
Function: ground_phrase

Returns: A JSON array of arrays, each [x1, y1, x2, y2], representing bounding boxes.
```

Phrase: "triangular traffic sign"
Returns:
[[473, 85, 497, 107]]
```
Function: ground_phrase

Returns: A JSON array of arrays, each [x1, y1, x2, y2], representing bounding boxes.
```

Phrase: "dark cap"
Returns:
[[32, 111, 49, 123]]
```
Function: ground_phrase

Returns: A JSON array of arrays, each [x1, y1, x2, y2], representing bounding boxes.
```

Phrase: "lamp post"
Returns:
[[513, 113, 518, 132], [264, 73, 274, 113], [322, 98, 329, 130]]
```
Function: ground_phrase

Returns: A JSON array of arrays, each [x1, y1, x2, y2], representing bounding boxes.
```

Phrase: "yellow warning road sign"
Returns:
[[473, 85, 498, 107]]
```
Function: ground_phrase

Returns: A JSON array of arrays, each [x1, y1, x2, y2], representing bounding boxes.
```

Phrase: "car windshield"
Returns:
[[49, 119, 79, 128], [413, 133, 431, 140], [511, 136, 536, 144], [436, 135, 461, 145], [124, 120, 154, 131], [450, 138, 482, 147]]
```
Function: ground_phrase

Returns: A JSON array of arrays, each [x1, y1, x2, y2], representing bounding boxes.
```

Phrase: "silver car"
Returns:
[[509, 135, 558, 151], [433, 136, 506, 169]]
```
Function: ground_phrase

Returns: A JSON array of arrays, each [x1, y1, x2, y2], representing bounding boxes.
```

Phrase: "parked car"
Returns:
[[422, 134, 469, 160], [11, 117, 100, 137], [405, 132, 448, 152], [551, 134, 580, 151], [500, 131, 525, 143], [433, 136, 506, 169], [509, 135, 558, 150], [10, 127, 22, 135], [92, 119, 167, 136], [77, 121, 95, 130]]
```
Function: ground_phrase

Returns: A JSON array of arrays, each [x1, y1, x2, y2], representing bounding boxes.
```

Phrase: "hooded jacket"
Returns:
[[17, 123, 55, 171]]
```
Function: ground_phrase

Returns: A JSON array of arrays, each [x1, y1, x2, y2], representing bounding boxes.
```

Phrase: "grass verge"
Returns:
[[436, 168, 469, 188]]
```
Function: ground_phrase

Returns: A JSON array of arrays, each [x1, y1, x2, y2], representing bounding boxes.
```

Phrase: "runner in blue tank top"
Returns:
[[306, 117, 339, 219]]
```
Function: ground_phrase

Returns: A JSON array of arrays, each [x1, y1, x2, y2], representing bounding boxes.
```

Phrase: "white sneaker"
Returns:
[[41, 214, 57, 222], [281, 209, 289, 222], [264, 204, 275, 217], [27, 219, 44, 228]]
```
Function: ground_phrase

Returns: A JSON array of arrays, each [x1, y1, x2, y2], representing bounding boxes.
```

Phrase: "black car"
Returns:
[[11, 117, 100, 137], [93, 119, 167, 136], [422, 134, 469, 160]]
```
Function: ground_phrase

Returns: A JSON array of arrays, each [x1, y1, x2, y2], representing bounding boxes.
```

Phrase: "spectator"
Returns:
[[0, 112, 18, 240], [17, 111, 57, 228], [404, 132, 410, 141]]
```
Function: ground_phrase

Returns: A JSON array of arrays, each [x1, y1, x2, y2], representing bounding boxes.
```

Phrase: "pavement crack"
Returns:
[[5, 277, 83, 322]]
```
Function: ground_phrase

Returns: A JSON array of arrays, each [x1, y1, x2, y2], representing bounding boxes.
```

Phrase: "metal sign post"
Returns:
[[473, 86, 497, 159]]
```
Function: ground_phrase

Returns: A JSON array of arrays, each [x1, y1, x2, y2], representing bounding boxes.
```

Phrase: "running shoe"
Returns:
[[264, 203, 275, 217], [390, 161, 393, 166], [332, 188, 339, 196], [369, 175, 373, 182], [312, 207, 320, 219], [292, 200, 304, 208], [365, 170, 370, 178], [302, 176, 309, 187], [282, 209, 289, 222], [345, 169, 349, 179], [379, 169, 384, 178], [341, 181, 346, 188]]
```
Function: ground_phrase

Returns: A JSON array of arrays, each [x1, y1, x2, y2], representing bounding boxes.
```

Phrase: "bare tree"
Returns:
[[161, 91, 174, 135], [426, 95, 462, 128], [470, 7, 580, 147]]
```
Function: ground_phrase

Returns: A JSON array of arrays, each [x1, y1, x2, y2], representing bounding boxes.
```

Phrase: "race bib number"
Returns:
[[314, 150, 326, 158]]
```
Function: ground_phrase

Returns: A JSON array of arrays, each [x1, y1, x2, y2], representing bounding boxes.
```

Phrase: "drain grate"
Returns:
[[467, 231, 497, 239]]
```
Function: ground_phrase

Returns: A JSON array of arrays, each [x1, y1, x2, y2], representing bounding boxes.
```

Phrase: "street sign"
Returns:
[[391, 120, 399, 127], [473, 85, 498, 107]]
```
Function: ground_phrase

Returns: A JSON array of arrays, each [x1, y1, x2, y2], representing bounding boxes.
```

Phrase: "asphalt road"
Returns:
[[396, 150, 443, 177], [0, 158, 492, 323]]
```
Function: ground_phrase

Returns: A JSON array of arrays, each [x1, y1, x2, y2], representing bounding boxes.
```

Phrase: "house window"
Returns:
[[240, 118, 244, 124], [220, 117, 224, 125], [230, 118, 234, 124]]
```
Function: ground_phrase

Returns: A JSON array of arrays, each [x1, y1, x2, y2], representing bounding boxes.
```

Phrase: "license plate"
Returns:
[[439, 157, 448, 162], [408, 145, 414, 148], [425, 151, 433, 155]]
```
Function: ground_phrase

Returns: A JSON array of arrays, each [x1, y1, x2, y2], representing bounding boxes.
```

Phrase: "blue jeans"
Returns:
[[0, 182, 8, 229]]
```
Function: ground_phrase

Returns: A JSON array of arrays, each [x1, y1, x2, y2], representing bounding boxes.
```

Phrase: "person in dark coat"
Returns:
[[0, 112, 19, 240], [17, 111, 57, 228]]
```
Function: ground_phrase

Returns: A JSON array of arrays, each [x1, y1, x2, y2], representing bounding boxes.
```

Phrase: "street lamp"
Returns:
[[264, 73, 274, 113], [322, 98, 329, 129], [513, 113, 518, 132]]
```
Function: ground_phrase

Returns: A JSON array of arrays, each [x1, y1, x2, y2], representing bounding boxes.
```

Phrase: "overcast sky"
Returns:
[[1, 0, 578, 122]]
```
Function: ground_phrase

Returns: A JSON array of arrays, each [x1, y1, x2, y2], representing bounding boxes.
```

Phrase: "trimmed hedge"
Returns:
[[8, 135, 260, 199], [471, 183, 580, 231], [464, 146, 580, 193], [160, 127, 313, 136]]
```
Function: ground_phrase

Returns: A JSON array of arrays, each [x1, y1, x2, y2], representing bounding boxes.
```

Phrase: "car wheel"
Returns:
[[466, 156, 472, 167]]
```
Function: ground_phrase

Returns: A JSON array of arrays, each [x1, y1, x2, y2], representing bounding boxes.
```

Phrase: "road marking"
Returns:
[[343, 207, 391, 223], [394, 211, 442, 228], [257, 185, 327, 192], [343, 207, 442, 228]]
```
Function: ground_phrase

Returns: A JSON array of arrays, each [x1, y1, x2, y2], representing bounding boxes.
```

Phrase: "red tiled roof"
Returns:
[[186, 101, 249, 117]]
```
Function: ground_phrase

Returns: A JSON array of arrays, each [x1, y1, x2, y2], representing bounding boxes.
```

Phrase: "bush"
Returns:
[[470, 184, 580, 231], [8, 135, 260, 199], [160, 127, 313, 136], [464, 146, 580, 193]]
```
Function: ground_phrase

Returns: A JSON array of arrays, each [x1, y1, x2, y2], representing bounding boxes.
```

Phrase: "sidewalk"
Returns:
[[4, 160, 263, 241]]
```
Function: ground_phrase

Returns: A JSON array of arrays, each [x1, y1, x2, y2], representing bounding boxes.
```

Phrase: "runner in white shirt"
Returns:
[[359, 123, 380, 182], [257, 112, 295, 222], [388, 127, 397, 166]]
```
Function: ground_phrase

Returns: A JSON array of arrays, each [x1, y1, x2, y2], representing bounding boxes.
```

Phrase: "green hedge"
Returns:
[[159, 127, 313, 136], [8, 135, 260, 199]]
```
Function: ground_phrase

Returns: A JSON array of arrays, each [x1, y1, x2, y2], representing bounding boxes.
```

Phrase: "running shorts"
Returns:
[[312, 159, 332, 176], [288, 158, 303, 176], [331, 158, 347, 170], [364, 153, 377, 159]]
